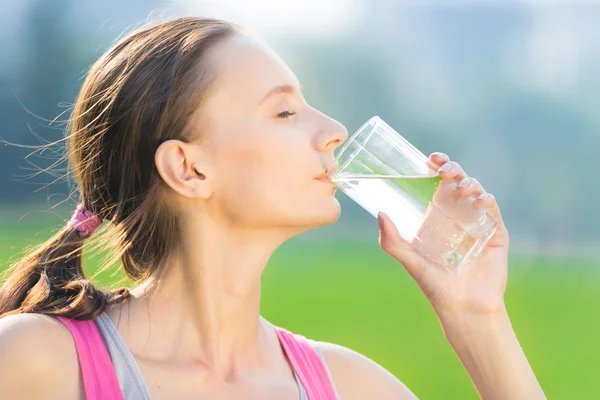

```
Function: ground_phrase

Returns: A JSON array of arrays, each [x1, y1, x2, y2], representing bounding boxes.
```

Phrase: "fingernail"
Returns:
[[479, 193, 492, 201], [433, 152, 449, 161], [458, 178, 471, 188], [438, 162, 453, 173]]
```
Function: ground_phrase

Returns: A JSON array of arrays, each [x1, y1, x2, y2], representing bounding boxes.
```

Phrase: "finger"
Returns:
[[456, 177, 485, 198], [437, 161, 467, 183], [378, 212, 427, 280], [475, 193, 509, 245], [428, 152, 449, 168]]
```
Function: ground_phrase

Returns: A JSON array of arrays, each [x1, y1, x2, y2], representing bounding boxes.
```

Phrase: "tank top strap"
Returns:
[[56, 316, 124, 400], [274, 327, 338, 400]]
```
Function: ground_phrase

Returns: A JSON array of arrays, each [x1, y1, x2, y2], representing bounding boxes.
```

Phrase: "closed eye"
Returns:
[[277, 111, 297, 119]]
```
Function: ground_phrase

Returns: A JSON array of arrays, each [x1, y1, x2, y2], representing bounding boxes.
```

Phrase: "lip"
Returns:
[[314, 165, 337, 179], [314, 164, 338, 186], [315, 175, 333, 184], [315, 172, 337, 189]]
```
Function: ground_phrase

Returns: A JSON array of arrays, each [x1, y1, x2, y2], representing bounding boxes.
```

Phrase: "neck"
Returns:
[[109, 216, 293, 375]]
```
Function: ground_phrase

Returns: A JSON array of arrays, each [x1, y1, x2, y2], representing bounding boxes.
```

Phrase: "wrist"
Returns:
[[436, 308, 545, 400], [437, 308, 512, 346]]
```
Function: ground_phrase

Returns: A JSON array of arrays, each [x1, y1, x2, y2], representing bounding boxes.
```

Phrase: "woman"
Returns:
[[0, 17, 545, 399]]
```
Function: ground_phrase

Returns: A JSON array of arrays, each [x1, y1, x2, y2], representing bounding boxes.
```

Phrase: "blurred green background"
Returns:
[[2, 1, 600, 399], [2, 210, 599, 399]]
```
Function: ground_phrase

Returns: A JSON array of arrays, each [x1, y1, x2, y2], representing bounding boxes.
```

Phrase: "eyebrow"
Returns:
[[259, 84, 300, 105]]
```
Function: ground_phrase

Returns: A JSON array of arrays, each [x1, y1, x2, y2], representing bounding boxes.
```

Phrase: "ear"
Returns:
[[154, 139, 212, 199]]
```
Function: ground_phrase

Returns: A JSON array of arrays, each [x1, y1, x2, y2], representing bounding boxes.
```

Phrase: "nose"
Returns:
[[316, 115, 349, 152]]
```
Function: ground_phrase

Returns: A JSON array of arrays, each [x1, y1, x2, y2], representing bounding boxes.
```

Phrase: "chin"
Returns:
[[281, 196, 341, 233], [311, 196, 342, 227]]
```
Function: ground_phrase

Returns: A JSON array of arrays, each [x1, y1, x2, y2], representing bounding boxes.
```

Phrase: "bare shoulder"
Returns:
[[316, 341, 418, 400], [0, 313, 82, 399]]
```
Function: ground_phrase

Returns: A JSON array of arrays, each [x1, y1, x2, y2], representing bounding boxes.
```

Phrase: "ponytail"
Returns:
[[0, 218, 128, 319], [1, 18, 240, 319]]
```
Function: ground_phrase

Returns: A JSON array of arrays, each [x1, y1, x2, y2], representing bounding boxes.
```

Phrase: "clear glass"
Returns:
[[330, 116, 497, 274]]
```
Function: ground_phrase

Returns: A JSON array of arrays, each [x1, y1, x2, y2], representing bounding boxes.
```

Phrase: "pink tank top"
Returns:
[[57, 317, 338, 400]]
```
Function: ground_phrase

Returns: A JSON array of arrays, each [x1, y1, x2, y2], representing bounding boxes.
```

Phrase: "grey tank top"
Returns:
[[95, 313, 339, 399]]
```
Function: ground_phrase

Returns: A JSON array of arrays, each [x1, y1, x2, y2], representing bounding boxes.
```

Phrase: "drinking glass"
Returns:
[[330, 116, 497, 274]]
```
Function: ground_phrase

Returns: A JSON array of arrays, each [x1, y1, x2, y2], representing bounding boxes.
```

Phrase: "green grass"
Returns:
[[1, 216, 599, 399]]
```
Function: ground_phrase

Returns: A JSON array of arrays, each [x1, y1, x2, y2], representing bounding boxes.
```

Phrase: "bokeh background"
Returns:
[[1, 0, 599, 398]]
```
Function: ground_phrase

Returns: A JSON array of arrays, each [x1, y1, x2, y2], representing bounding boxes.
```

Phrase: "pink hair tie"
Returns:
[[68, 203, 103, 238]]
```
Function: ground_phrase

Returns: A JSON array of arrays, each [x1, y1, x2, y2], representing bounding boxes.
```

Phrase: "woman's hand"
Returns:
[[377, 152, 509, 318], [377, 152, 546, 399]]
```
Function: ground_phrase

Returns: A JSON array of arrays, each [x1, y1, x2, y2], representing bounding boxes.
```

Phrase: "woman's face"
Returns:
[[191, 34, 348, 232]]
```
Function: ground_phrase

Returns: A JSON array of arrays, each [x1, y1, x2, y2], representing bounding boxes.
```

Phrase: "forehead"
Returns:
[[207, 34, 299, 106]]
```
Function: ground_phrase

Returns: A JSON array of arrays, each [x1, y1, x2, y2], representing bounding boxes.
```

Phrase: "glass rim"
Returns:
[[333, 116, 435, 177], [333, 115, 382, 173]]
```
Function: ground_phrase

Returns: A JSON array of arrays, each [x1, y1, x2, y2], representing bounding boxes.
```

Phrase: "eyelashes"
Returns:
[[277, 111, 297, 119]]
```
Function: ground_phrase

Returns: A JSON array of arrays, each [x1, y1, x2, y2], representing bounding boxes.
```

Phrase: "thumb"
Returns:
[[378, 212, 427, 280]]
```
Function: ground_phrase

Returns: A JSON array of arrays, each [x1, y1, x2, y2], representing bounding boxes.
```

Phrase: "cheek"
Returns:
[[214, 139, 311, 221], [220, 172, 311, 226]]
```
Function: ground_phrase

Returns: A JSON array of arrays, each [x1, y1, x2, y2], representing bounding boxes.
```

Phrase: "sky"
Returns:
[[165, 0, 365, 40]]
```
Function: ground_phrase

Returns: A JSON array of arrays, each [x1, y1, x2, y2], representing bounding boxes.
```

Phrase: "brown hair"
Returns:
[[0, 17, 240, 319]]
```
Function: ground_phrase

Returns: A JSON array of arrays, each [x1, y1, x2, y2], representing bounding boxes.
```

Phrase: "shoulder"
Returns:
[[0, 313, 76, 364], [0, 313, 82, 399], [315, 341, 418, 400]]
